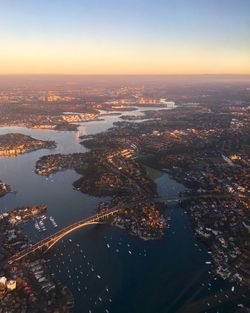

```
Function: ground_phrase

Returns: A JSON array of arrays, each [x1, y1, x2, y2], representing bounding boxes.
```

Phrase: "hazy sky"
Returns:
[[0, 0, 249, 75]]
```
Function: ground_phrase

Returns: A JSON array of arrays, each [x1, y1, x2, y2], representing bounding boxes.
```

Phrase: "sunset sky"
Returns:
[[0, 0, 249, 75]]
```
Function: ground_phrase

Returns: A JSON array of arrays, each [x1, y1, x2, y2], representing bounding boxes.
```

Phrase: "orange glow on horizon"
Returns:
[[1, 40, 250, 75]]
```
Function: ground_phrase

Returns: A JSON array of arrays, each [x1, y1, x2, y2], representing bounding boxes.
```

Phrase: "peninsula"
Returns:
[[0, 133, 56, 157]]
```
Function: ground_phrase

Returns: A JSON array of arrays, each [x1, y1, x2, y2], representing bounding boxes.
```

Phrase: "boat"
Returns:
[[35, 221, 41, 231], [49, 216, 58, 227], [39, 220, 46, 231]]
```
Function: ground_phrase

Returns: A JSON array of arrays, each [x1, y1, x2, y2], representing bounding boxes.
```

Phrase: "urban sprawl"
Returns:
[[0, 78, 249, 312]]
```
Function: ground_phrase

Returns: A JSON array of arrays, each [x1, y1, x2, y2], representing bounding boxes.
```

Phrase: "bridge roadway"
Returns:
[[153, 193, 244, 204], [8, 191, 241, 264], [8, 198, 147, 264]]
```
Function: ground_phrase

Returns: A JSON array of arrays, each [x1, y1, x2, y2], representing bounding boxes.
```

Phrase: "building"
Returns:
[[0, 277, 7, 287], [7, 280, 17, 291], [138, 97, 160, 105]]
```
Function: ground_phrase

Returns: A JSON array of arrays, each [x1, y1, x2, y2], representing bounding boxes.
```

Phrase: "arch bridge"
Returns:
[[8, 208, 121, 264]]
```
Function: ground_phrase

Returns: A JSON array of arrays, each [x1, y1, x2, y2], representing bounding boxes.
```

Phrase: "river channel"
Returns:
[[0, 107, 231, 313]]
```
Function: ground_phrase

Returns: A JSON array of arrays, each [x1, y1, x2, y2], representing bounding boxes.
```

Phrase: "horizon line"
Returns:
[[0, 73, 250, 76]]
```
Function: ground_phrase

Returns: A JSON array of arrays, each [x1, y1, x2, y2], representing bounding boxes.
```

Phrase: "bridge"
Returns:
[[8, 207, 122, 264], [8, 198, 147, 265], [153, 192, 244, 205], [8, 192, 240, 264]]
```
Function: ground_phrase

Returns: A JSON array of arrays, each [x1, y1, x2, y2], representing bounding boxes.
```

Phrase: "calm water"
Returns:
[[0, 108, 232, 313]]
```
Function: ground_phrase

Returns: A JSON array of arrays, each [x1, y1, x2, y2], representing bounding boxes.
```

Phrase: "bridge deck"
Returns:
[[8, 208, 120, 264]]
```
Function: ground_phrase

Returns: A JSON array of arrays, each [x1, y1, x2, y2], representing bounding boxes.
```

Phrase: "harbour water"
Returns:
[[0, 108, 231, 313]]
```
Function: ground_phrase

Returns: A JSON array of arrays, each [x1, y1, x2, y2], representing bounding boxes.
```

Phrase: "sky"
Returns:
[[0, 0, 249, 75]]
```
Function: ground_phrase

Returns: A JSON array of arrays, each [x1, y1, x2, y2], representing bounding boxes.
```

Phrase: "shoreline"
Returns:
[[0, 205, 73, 312]]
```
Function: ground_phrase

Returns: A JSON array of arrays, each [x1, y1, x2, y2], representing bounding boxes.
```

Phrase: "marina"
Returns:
[[0, 109, 235, 313]]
